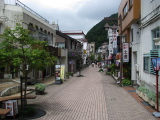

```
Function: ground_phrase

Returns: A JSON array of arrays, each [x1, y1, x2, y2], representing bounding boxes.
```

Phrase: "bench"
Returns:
[[0, 95, 37, 102], [0, 108, 11, 119], [0, 108, 11, 115]]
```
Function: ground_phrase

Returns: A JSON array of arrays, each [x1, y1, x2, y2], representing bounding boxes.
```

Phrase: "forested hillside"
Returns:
[[86, 13, 118, 50]]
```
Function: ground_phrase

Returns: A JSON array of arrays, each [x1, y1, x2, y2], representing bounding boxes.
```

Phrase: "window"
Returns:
[[58, 43, 65, 49], [152, 27, 159, 38], [123, 3, 128, 17], [129, 0, 133, 7], [70, 40, 73, 49], [152, 27, 160, 49], [144, 56, 150, 72], [131, 29, 133, 42]]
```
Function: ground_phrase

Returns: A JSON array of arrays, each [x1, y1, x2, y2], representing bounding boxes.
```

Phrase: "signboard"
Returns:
[[55, 65, 61, 81], [151, 58, 160, 71], [112, 31, 117, 48], [60, 65, 65, 80], [123, 43, 129, 62]]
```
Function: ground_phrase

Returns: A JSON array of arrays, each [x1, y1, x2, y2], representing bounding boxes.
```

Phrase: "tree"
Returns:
[[0, 23, 57, 109], [90, 54, 95, 63], [97, 53, 102, 62]]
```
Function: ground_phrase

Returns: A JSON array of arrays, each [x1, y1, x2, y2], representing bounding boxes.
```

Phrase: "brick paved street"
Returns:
[[27, 67, 157, 120]]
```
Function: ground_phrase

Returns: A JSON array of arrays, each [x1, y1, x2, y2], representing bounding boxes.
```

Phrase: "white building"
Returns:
[[0, 0, 56, 79], [140, 0, 160, 89], [62, 30, 89, 65]]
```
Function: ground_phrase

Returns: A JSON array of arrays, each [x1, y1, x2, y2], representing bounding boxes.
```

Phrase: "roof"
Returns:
[[104, 23, 118, 30], [61, 30, 85, 35]]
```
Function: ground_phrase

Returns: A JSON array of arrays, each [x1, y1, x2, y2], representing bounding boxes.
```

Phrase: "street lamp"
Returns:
[[151, 58, 160, 117]]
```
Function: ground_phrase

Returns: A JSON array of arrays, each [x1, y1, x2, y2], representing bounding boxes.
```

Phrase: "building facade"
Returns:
[[0, 0, 56, 80], [118, 0, 141, 84], [140, 0, 160, 90]]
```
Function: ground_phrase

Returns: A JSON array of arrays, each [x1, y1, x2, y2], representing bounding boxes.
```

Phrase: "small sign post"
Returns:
[[152, 58, 160, 117]]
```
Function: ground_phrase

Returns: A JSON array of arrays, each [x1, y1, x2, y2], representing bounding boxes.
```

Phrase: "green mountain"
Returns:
[[86, 13, 118, 50]]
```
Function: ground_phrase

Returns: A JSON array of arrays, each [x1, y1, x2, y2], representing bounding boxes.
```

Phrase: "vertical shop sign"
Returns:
[[112, 31, 117, 48], [60, 65, 65, 80], [55, 65, 61, 81], [123, 43, 129, 62]]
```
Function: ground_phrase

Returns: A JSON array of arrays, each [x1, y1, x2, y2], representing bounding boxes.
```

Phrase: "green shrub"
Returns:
[[122, 78, 131, 85], [146, 91, 156, 102], [106, 72, 111, 75], [35, 83, 46, 91], [99, 68, 104, 72], [20, 106, 36, 117], [137, 86, 148, 93]]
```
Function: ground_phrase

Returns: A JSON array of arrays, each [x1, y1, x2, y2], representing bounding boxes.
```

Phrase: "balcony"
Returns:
[[68, 50, 82, 58]]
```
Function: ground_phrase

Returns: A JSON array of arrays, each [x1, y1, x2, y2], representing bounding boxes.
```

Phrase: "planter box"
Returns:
[[35, 89, 45, 95], [139, 92, 145, 99], [148, 99, 155, 107], [136, 90, 140, 96], [143, 94, 149, 102], [122, 84, 131, 86]]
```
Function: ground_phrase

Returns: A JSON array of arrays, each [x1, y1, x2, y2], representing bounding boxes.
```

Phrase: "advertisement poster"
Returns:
[[55, 65, 61, 81], [151, 58, 160, 71], [60, 65, 65, 80], [123, 43, 129, 62]]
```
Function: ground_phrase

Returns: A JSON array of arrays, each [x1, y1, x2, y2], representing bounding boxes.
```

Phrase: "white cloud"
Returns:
[[18, 0, 121, 34]]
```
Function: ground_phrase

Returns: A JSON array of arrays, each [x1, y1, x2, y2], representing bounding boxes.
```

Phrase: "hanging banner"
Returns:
[[60, 65, 65, 80], [123, 43, 129, 62], [112, 31, 117, 48]]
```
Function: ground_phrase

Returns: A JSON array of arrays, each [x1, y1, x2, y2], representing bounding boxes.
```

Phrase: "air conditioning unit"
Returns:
[[135, 64, 139, 71], [153, 38, 160, 45]]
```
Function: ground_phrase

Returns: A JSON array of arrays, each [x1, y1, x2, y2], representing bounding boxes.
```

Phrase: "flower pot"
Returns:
[[35, 89, 44, 95]]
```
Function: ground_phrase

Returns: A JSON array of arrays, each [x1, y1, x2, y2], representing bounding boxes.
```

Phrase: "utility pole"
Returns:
[[120, 16, 123, 86]]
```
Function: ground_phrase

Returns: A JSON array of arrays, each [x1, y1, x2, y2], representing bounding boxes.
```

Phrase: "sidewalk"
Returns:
[[109, 74, 159, 118], [25, 67, 158, 120]]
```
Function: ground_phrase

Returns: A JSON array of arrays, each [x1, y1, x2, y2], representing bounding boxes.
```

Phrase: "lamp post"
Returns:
[[152, 58, 160, 117]]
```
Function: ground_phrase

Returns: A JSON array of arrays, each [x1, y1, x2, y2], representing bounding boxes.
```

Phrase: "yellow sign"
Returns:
[[84, 50, 86, 54], [60, 65, 65, 80]]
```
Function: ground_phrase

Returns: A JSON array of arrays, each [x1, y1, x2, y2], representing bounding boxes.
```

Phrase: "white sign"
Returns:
[[123, 43, 129, 62], [112, 31, 117, 48]]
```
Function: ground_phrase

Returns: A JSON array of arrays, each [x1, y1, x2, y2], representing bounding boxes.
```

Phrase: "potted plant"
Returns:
[[65, 72, 70, 79], [35, 83, 46, 95], [122, 78, 131, 86], [99, 68, 104, 72], [70, 72, 74, 76]]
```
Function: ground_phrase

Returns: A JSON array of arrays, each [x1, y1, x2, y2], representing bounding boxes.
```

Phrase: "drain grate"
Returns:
[[141, 101, 150, 106], [128, 90, 136, 92]]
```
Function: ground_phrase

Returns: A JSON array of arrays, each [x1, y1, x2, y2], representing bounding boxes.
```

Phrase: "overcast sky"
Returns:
[[19, 0, 121, 34]]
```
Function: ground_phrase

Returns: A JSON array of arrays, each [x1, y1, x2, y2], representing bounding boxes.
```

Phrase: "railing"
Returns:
[[4, 0, 49, 23]]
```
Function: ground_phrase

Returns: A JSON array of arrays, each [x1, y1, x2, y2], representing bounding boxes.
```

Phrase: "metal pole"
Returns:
[[120, 16, 123, 86], [156, 71, 159, 111]]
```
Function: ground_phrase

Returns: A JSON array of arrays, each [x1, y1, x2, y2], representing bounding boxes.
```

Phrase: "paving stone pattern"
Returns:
[[27, 67, 157, 120]]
